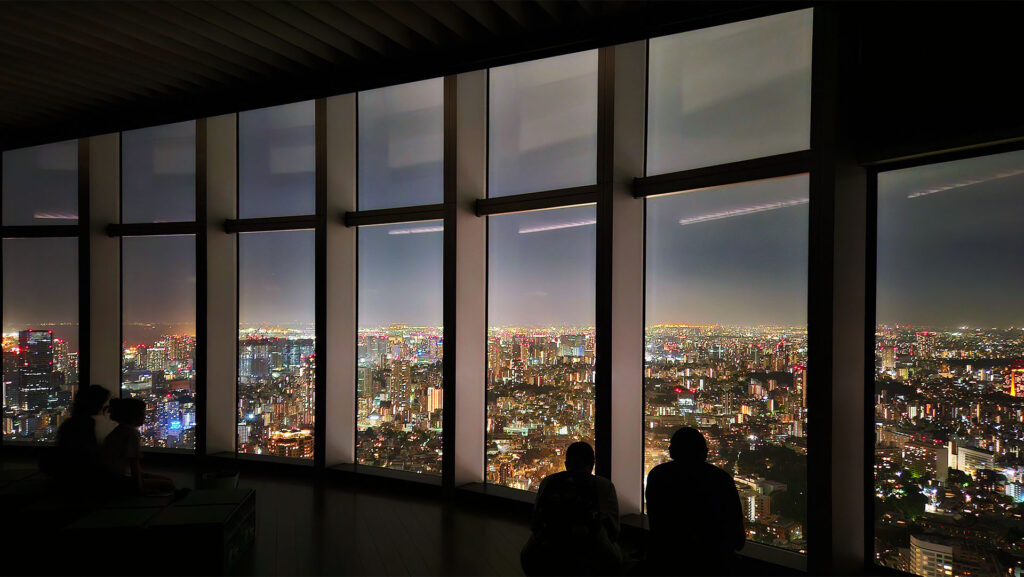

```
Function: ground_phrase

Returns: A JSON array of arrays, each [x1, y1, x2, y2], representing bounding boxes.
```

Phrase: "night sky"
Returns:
[[877, 149, 1024, 328], [646, 175, 808, 327], [359, 221, 443, 328]]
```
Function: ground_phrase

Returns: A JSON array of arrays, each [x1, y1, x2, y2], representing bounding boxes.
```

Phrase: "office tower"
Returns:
[[18, 330, 54, 411]]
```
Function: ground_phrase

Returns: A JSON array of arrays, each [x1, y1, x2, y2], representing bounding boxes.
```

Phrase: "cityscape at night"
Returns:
[[645, 324, 808, 553], [121, 327, 195, 450], [2, 328, 78, 442], [236, 326, 315, 459], [356, 325, 443, 473], [874, 326, 1024, 576], [486, 326, 596, 490]]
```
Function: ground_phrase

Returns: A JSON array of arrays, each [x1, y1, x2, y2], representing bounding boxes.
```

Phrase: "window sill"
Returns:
[[621, 514, 807, 573]]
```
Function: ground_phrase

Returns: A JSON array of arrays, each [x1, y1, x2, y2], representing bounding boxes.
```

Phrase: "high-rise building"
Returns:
[[18, 330, 54, 411], [910, 536, 953, 577], [268, 428, 314, 459]]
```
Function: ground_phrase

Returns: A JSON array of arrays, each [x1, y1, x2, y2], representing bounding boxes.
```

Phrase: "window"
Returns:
[[646, 9, 813, 175], [237, 230, 315, 459], [121, 235, 196, 449], [874, 150, 1024, 576], [2, 238, 79, 442], [238, 101, 315, 219], [356, 221, 443, 473], [122, 121, 196, 223], [357, 79, 444, 211], [487, 205, 596, 491], [488, 51, 598, 197], [2, 140, 80, 444], [2, 140, 78, 225], [644, 175, 809, 551]]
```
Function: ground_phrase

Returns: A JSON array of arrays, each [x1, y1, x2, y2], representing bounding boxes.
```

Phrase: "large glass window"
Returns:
[[486, 205, 596, 491], [121, 121, 196, 223], [121, 235, 196, 450], [488, 51, 598, 197], [357, 79, 444, 211], [238, 101, 315, 219], [2, 238, 79, 442], [356, 221, 443, 473], [874, 150, 1024, 576], [646, 9, 813, 176], [237, 230, 316, 459], [645, 175, 809, 552], [1, 140, 78, 226]]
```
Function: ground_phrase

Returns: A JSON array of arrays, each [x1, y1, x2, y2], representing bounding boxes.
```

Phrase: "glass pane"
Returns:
[[238, 101, 315, 218], [487, 205, 596, 491], [2, 140, 78, 225], [237, 230, 315, 459], [3, 238, 79, 442], [489, 51, 597, 197], [122, 236, 196, 450], [646, 9, 813, 175], [122, 121, 196, 223], [645, 175, 809, 553], [357, 221, 443, 473], [875, 150, 1024, 575], [358, 79, 444, 210]]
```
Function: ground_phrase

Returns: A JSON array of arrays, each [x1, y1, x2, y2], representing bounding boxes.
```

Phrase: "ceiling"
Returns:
[[0, 0, 778, 151]]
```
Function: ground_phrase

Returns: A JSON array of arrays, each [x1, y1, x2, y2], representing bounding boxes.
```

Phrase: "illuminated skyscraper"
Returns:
[[18, 330, 54, 411]]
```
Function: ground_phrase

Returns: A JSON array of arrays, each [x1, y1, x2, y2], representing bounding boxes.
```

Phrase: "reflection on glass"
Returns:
[[237, 230, 315, 459], [358, 79, 444, 210], [2, 140, 78, 225], [356, 221, 443, 473], [489, 51, 597, 197], [875, 150, 1024, 576], [121, 236, 196, 450], [3, 238, 79, 443], [487, 205, 596, 491], [645, 175, 809, 553], [122, 121, 196, 223], [238, 101, 315, 219], [646, 9, 812, 175]]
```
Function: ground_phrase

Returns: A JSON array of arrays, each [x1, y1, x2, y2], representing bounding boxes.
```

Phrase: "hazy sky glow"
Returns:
[[2, 237, 79, 350], [122, 235, 196, 344], [239, 230, 314, 327], [646, 175, 808, 326], [359, 221, 443, 328], [877, 149, 1024, 327], [488, 205, 596, 328]]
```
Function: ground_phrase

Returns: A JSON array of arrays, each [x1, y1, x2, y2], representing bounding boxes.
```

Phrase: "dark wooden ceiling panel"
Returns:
[[0, 0, 780, 151]]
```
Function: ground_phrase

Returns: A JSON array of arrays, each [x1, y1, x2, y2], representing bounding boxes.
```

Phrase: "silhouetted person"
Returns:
[[521, 441, 622, 576], [47, 385, 112, 488], [645, 428, 744, 576], [101, 398, 176, 495]]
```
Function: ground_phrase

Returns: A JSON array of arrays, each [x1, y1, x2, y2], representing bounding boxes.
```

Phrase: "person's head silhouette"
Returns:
[[71, 385, 111, 418], [564, 441, 595, 473], [669, 427, 708, 464]]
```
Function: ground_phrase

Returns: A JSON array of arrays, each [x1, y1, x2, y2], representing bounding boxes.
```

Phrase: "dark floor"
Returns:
[[1, 457, 531, 576]]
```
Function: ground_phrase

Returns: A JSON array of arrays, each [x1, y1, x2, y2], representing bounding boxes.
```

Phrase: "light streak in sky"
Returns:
[[518, 219, 597, 234], [907, 167, 1024, 199], [387, 225, 444, 235], [32, 212, 78, 220], [677, 198, 808, 226]]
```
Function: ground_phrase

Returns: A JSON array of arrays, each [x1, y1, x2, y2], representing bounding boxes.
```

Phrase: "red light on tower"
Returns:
[[673, 386, 684, 394]]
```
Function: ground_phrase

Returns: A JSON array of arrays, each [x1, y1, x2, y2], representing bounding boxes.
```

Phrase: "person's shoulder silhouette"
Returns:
[[645, 428, 744, 575]]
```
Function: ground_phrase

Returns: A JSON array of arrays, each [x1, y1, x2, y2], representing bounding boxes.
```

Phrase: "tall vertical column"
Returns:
[[88, 132, 119, 397], [205, 113, 238, 456], [324, 93, 357, 466], [609, 40, 647, 515], [451, 70, 487, 487], [807, 5, 867, 574]]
